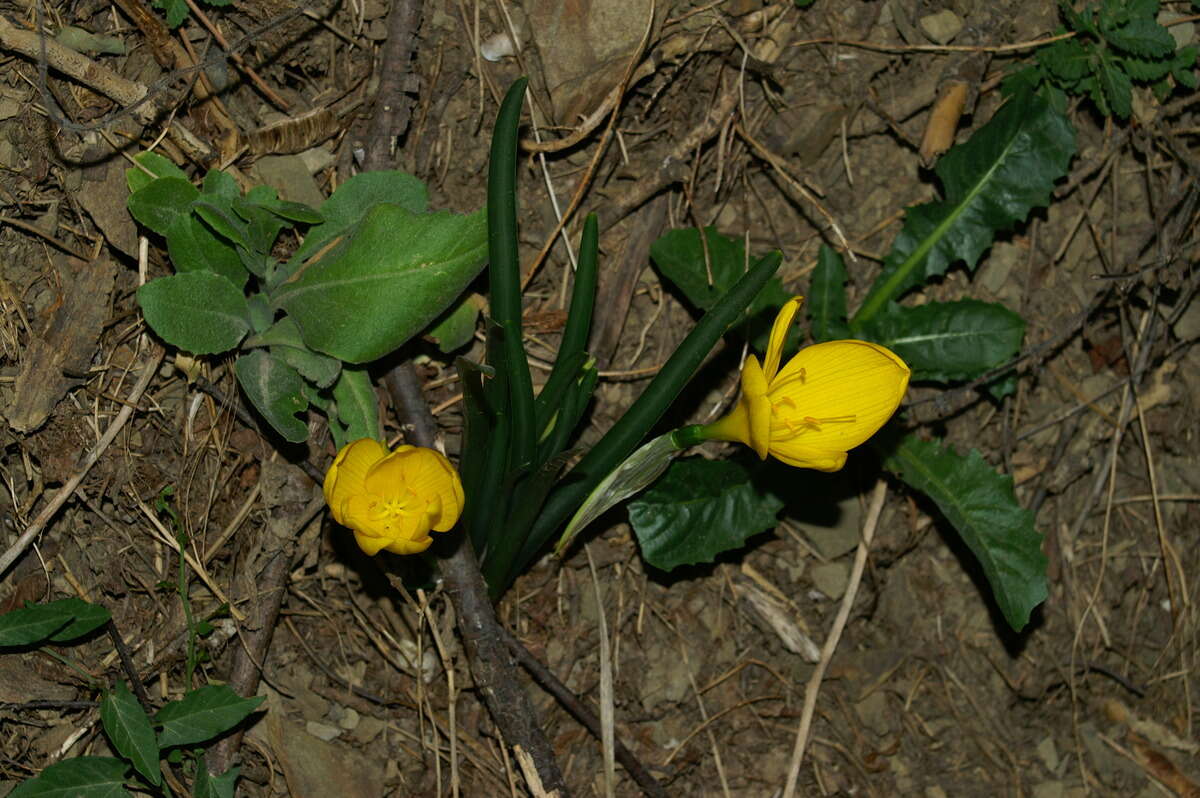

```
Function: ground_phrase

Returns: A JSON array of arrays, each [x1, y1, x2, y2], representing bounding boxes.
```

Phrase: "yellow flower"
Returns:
[[323, 439, 464, 556], [701, 297, 910, 472]]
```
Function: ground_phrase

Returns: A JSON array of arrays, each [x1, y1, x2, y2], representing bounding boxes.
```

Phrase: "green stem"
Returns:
[[510, 250, 783, 584]]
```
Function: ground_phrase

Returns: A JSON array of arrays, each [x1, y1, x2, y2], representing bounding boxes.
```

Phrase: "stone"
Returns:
[[920, 9, 964, 44]]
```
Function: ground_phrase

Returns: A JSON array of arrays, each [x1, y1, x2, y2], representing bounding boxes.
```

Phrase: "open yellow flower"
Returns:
[[323, 439, 464, 555], [700, 297, 910, 472]]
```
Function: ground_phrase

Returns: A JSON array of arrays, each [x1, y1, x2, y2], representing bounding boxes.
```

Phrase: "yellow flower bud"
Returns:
[[701, 297, 910, 471], [323, 439, 464, 555]]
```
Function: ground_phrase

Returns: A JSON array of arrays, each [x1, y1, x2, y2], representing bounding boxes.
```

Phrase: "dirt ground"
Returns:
[[2, 0, 1198, 795]]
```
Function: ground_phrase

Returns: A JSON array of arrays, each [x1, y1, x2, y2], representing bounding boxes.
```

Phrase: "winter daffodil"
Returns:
[[700, 297, 910, 471], [323, 439, 464, 555]]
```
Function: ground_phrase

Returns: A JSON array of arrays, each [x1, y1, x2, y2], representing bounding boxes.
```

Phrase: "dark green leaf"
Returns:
[[884, 434, 1047, 631], [852, 90, 1075, 325], [47, 599, 111, 642], [650, 227, 791, 349], [127, 178, 197, 236], [856, 299, 1025, 383], [276, 346, 340, 389], [201, 169, 239, 204], [138, 273, 251, 355], [807, 245, 850, 342], [1103, 15, 1175, 58], [292, 170, 428, 264], [156, 685, 265, 749], [273, 204, 487, 363], [246, 294, 273, 333], [192, 758, 238, 798], [629, 457, 783, 572], [1097, 54, 1134, 117], [101, 682, 160, 787], [235, 350, 309, 443], [0, 602, 72, 647], [8, 757, 130, 798], [192, 202, 250, 250]]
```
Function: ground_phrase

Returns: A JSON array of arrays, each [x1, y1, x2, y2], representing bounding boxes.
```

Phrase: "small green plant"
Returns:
[[1, 597, 261, 797], [1011, 0, 1198, 118], [153, 0, 231, 29], [126, 156, 487, 448], [581, 86, 1076, 632]]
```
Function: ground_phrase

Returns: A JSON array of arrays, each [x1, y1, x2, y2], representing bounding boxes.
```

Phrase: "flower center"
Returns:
[[770, 395, 857, 435]]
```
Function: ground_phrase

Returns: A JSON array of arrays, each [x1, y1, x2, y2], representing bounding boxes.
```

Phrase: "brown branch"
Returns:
[[383, 364, 568, 795]]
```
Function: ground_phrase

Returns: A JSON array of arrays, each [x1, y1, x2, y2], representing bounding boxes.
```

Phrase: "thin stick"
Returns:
[[584, 544, 616, 797], [782, 480, 887, 797], [0, 346, 164, 579]]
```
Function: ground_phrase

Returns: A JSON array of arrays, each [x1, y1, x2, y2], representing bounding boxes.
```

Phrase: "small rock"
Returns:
[[854, 691, 891, 736], [305, 720, 342, 742], [1037, 735, 1059, 773], [920, 9, 964, 44], [1032, 781, 1065, 798], [335, 706, 360, 731], [811, 561, 850, 599]]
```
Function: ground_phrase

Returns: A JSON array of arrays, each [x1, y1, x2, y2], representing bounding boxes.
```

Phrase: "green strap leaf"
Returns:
[[8, 758, 130, 798], [101, 682, 160, 787], [156, 685, 265, 750], [234, 350, 309, 443], [884, 434, 1047, 631], [628, 457, 783, 572], [852, 89, 1075, 326], [138, 272, 251, 356], [271, 204, 487, 363], [807, 245, 850, 343], [856, 299, 1025, 383]]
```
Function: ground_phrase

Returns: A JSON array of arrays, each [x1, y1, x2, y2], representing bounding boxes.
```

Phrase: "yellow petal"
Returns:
[[323, 438, 388, 525], [768, 339, 909, 455], [762, 296, 804, 382], [741, 356, 772, 460], [353, 529, 393, 556], [382, 535, 434, 555], [767, 443, 848, 472]]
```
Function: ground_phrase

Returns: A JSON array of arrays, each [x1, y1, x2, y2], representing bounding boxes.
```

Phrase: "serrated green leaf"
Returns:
[[272, 204, 487, 363], [629, 457, 784, 572], [649, 227, 791, 350], [1097, 54, 1134, 117], [138, 273, 251, 355], [126, 152, 189, 193], [1038, 38, 1092, 82], [856, 299, 1025, 383], [1104, 15, 1175, 58], [234, 350, 309, 443], [154, 0, 188, 27], [101, 682, 160, 787], [330, 366, 378, 448], [192, 758, 239, 798], [156, 685, 265, 750], [8, 757, 130, 798], [807, 245, 850, 342], [884, 434, 1047, 631], [292, 171, 428, 264], [853, 90, 1075, 325]]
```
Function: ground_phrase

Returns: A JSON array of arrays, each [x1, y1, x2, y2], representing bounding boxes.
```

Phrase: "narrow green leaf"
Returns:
[[330, 366, 379, 448], [138, 273, 251, 355], [101, 682, 160, 787], [272, 204, 487, 363], [807, 245, 850, 342], [629, 457, 784, 571], [487, 77, 537, 474], [155, 685, 265, 750], [192, 201, 250, 250], [852, 89, 1075, 326], [8, 757, 130, 798], [234, 350, 309, 443], [884, 434, 1047, 631], [856, 299, 1025, 383]]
